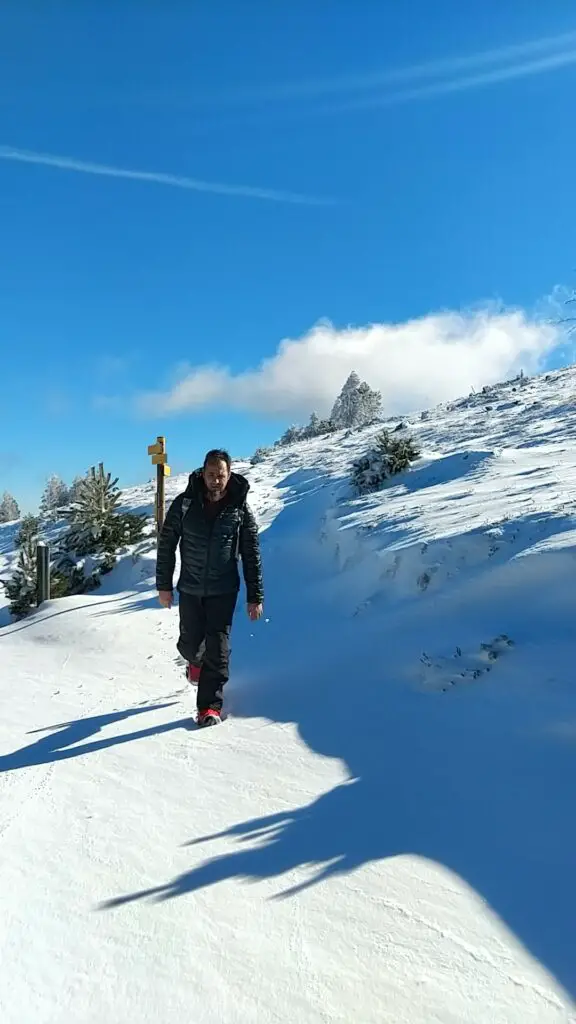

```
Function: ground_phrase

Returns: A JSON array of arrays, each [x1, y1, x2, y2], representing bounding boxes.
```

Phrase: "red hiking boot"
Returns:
[[197, 708, 221, 728]]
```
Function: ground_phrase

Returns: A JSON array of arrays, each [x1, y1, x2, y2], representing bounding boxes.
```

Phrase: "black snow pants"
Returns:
[[177, 592, 238, 711]]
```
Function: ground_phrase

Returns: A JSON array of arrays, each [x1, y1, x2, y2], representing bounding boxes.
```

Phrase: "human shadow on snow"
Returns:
[[0, 703, 187, 773], [100, 468, 576, 1003]]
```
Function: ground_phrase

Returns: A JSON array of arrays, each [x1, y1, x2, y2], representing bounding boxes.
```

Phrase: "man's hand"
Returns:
[[247, 602, 263, 621], [158, 590, 174, 609]]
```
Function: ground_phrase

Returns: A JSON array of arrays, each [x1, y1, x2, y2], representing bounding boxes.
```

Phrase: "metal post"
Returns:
[[36, 542, 50, 607]]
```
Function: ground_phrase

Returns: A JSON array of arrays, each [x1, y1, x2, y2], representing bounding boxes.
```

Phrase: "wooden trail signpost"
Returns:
[[147, 435, 171, 538]]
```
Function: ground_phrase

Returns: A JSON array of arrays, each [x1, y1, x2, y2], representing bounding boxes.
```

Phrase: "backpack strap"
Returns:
[[181, 497, 192, 529], [235, 503, 245, 558]]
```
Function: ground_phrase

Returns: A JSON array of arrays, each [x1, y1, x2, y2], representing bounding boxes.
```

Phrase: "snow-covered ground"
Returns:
[[1, 367, 576, 1023]]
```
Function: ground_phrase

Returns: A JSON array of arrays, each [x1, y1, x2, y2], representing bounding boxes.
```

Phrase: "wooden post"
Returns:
[[36, 542, 50, 607], [147, 435, 170, 540], [156, 435, 166, 535]]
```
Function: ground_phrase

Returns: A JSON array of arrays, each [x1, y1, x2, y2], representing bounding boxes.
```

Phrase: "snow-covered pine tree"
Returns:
[[307, 411, 320, 434], [64, 463, 145, 558], [50, 550, 96, 598], [250, 446, 273, 465], [15, 514, 41, 549], [4, 535, 37, 618], [351, 429, 420, 494], [0, 492, 20, 523], [355, 381, 382, 424], [278, 425, 304, 447], [69, 474, 87, 504], [315, 416, 337, 436], [274, 410, 339, 449], [300, 411, 335, 440], [64, 464, 118, 555], [40, 475, 70, 515], [330, 372, 382, 429], [330, 371, 360, 428]]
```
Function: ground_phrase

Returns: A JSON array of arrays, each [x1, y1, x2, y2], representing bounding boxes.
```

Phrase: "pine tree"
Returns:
[[64, 464, 121, 555], [250, 446, 273, 465], [5, 525, 91, 616], [315, 417, 337, 436], [351, 430, 420, 494], [330, 372, 382, 429], [65, 463, 145, 557], [0, 492, 20, 523], [50, 551, 95, 598], [15, 514, 41, 549], [330, 371, 360, 428], [4, 535, 37, 618], [278, 425, 304, 447], [40, 475, 70, 515], [356, 381, 382, 424], [69, 474, 87, 504]]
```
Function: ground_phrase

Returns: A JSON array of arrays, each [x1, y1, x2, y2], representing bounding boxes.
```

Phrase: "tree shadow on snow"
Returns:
[[0, 595, 130, 638], [0, 703, 186, 772], [99, 468, 576, 1003], [0, 585, 164, 636]]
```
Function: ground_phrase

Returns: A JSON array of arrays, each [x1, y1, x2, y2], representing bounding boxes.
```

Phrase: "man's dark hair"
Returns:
[[203, 449, 232, 470]]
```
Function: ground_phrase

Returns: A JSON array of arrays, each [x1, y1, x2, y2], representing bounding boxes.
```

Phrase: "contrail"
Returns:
[[0, 145, 334, 206], [337, 45, 576, 110], [222, 28, 576, 104]]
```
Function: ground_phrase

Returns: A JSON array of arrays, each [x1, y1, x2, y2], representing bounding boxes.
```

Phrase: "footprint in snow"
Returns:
[[418, 634, 514, 693]]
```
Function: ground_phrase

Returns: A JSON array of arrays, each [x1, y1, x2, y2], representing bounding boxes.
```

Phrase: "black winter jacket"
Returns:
[[155, 470, 263, 604]]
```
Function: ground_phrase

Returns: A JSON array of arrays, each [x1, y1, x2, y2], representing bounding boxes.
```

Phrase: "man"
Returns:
[[156, 449, 263, 727]]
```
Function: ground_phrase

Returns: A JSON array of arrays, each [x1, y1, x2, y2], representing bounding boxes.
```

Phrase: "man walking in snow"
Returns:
[[156, 449, 264, 727]]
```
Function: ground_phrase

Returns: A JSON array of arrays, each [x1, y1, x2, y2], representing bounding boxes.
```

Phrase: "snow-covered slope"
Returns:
[[1, 367, 576, 1023]]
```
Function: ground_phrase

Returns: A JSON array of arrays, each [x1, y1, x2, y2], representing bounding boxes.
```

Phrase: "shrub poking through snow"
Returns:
[[351, 430, 420, 494], [275, 414, 337, 449], [250, 446, 273, 465]]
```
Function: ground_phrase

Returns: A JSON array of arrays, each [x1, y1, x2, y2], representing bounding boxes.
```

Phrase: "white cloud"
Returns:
[[339, 47, 576, 111], [0, 145, 332, 206], [135, 306, 563, 420], [209, 29, 576, 107]]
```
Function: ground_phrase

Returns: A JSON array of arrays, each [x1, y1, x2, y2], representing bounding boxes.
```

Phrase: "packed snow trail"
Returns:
[[1, 367, 576, 1022]]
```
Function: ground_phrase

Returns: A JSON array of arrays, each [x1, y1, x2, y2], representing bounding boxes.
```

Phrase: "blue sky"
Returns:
[[1, 2, 576, 512]]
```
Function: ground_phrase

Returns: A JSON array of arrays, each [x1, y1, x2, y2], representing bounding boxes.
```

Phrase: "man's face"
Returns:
[[203, 459, 231, 498]]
